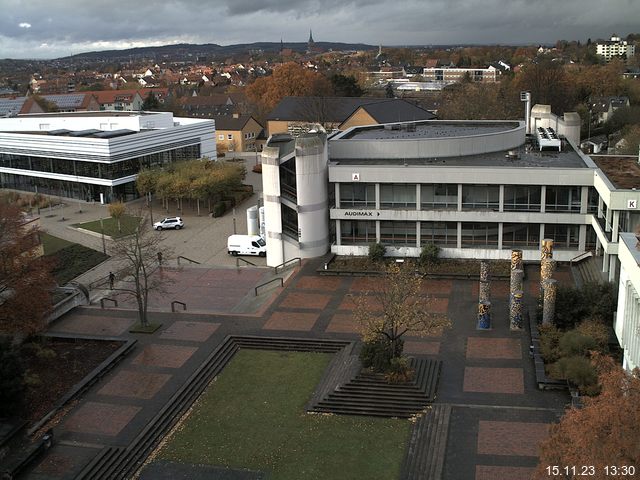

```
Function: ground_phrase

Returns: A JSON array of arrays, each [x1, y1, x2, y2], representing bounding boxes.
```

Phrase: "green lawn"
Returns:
[[41, 232, 73, 255], [42, 233, 109, 285], [159, 350, 411, 480], [74, 215, 141, 238]]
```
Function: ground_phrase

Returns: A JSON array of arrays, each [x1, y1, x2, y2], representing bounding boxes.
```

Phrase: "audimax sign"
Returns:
[[344, 210, 380, 217]]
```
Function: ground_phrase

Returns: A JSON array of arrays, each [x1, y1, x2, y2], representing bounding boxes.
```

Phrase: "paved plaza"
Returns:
[[21, 170, 573, 479], [25, 255, 572, 480]]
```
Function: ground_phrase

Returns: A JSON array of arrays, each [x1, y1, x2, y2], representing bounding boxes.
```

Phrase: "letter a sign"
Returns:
[[352, 173, 360, 181]]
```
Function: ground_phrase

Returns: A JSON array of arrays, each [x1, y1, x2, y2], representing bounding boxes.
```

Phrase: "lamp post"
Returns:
[[100, 216, 106, 254]]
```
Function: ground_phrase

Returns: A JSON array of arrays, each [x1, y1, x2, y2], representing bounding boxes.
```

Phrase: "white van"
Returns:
[[227, 234, 267, 257]]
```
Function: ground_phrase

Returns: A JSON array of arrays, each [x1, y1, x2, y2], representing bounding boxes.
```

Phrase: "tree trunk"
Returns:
[[197, 198, 200, 216], [117, 218, 121, 233]]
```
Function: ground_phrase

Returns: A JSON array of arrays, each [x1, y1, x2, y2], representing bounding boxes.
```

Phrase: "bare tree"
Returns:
[[111, 214, 173, 327]]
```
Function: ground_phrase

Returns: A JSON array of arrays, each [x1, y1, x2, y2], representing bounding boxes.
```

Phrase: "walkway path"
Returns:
[[24, 259, 574, 480]]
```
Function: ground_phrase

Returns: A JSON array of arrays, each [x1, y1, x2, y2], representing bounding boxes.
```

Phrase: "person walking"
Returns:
[[109, 271, 115, 290], [157, 251, 163, 266]]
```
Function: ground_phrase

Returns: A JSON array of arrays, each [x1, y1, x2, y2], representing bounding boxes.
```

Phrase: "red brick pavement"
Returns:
[[263, 311, 319, 331], [98, 370, 171, 399], [131, 344, 197, 369], [463, 367, 525, 394], [160, 321, 220, 342], [64, 402, 141, 436], [404, 341, 441, 355], [325, 313, 361, 334], [295, 276, 343, 291], [421, 279, 453, 295], [466, 338, 522, 360], [278, 292, 331, 310], [477, 420, 550, 456], [476, 466, 535, 480], [470, 281, 511, 298]]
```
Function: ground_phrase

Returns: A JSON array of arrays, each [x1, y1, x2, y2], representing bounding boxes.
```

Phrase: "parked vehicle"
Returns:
[[153, 217, 184, 230], [227, 234, 266, 257]]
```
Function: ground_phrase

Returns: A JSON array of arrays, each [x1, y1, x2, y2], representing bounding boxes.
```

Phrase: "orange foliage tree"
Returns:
[[534, 354, 640, 479], [0, 202, 55, 337], [246, 62, 332, 113]]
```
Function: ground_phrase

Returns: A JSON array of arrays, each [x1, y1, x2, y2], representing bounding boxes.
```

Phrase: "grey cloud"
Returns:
[[0, 0, 638, 59]]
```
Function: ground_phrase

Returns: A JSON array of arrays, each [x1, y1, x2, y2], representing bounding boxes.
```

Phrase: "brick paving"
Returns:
[[325, 313, 362, 334], [278, 292, 331, 310], [23, 255, 574, 479], [262, 311, 319, 331], [131, 344, 198, 369], [159, 321, 220, 342], [475, 465, 535, 480], [463, 367, 525, 394], [64, 402, 141, 436], [466, 337, 522, 359], [477, 421, 550, 456], [98, 370, 172, 399], [404, 340, 441, 356]]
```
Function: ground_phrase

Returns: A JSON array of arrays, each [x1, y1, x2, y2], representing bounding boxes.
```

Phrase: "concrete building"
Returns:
[[614, 232, 640, 371], [261, 132, 329, 267], [213, 114, 263, 153], [596, 35, 636, 62], [421, 66, 498, 84], [0, 111, 215, 203]]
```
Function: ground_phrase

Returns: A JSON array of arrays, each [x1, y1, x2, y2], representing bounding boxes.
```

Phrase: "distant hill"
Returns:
[[58, 41, 377, 62]]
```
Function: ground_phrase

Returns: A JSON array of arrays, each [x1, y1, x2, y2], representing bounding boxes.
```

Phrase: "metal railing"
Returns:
[[255, 277, 283, 296], [569, 251, 593, 266], [274, 257, 301, 274], [100, 297, 118, 308], [177, 255, 200, 265], [236, 257, 257, 267], [171, 301, 187, 312]]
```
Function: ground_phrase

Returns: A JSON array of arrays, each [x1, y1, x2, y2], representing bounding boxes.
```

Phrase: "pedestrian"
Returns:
[[109, 271, 115, 290], [157, 251, 163, 266]]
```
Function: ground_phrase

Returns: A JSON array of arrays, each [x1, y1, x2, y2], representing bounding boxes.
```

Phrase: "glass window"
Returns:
[[340, 220, 376, 245], [227, 134, 233, 140], [51, 159, 76, 175], [380, 184, 416, 209], [281, 204, 298, 240], [545, 186, 581, 212], [340, 183, 375, 208], [380, 221, 417, 246], [421, 184, 457, 210], [502, 223, 540, 248], [461, 222, 499, 247], [218, 134, 224, 140], [587, 187, 598, 214], [503, 186, 541, 211], [420, 221, 457, 246], [462, 185, 499, 210], [544, 224, 580, 249]]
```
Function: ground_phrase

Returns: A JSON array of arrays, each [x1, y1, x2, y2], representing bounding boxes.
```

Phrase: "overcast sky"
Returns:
[[1, 0, 638, 60]]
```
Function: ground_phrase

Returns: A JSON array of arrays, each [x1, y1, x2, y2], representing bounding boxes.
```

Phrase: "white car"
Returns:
[[153, 217, 184, 230]]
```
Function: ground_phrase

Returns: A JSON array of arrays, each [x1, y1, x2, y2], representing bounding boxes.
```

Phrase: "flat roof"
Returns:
[[331, 141, 588, 169], [17, 110, 158, 118], [339, 121, 520, 140], [592, 155, 640, 189]]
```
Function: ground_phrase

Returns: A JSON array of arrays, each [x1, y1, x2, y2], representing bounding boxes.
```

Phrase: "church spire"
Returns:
[[308, 29, 314, 44]]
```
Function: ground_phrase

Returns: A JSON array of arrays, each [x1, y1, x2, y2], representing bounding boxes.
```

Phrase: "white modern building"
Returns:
[[596, 35, 636, 62], [0, 111, 215, 203], [615, 232, 640, 371]]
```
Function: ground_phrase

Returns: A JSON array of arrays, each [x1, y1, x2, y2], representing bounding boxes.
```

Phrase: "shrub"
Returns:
[[384, 356, 414, 384], [212, 201, 227, 217], [552, 356, 599, 394], [576, 319, 609, 350], [0, 340, 25, 415], [419, 243, 440, 266], [360, 336, 403, 373], [368, 242, 386, 263], [539, 324, 563, 363], [559, 330, 598, 357], [554, 282, 617, 330]]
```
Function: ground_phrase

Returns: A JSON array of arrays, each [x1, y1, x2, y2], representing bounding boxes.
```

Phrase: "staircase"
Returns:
[[400, 404, 452, 480], [310, 358, 442, 418], [572, 255, 606, 287]]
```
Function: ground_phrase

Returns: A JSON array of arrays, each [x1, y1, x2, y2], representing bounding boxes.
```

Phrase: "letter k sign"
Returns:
[[628, 199, 637, 209]]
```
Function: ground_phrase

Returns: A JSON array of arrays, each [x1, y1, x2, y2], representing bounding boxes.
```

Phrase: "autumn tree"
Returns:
[[0, 202, 55, 337], [141, 92, 160, 111], [534, 354, 640, 479], [353, 262, 451, 371], [516, 57, 573, 112], [329, 74, 364, 97], [111, 215, 173, 327], [246, 62, 332, 112], [438, 81, 521, 120], [108, 201, 126, 233]]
